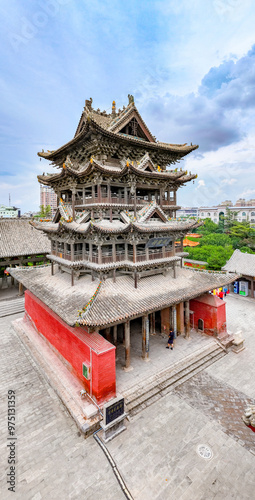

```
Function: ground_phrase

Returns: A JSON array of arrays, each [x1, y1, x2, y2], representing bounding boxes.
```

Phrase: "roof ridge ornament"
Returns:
[[85, 97, 93, 110], [128, 94, 134, 105]]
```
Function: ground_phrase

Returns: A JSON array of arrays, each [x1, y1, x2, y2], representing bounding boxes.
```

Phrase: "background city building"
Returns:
[[177, 199, 255, 225], [0, 204, 20, 218], [40, 184, 58, 217]]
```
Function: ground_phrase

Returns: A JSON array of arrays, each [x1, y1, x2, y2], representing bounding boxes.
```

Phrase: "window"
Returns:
[[207, 213, 211, 216], [242, 212, 246, 216], [251, 212, 255, 216], [201, 212, 204, 216]]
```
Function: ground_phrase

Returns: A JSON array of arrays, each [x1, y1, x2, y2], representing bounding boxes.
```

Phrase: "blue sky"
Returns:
[[1, 0, 255, 212]]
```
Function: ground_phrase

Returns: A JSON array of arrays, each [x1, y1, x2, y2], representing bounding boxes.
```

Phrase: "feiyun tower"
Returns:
[[10, 95, 236, 403], [35, 95, 200, 288]]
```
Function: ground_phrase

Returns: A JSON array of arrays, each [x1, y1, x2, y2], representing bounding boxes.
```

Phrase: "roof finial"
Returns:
[[85, 97, 93, 111], [128, 94, 134, 105], [112, 100, 116, 116]]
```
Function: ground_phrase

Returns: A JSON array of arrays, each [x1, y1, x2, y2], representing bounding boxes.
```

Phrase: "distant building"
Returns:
[[176, 207, 199, 219], [198, 206, 255, 225], [219, 200, 233, 207], [40, 184, 57, 216], [0, 205, 20, 218], [223, 249, 255, 299], [178, 199, 255, 226]]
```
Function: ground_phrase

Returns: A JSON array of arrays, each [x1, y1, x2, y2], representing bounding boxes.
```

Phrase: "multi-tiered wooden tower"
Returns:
[[10, 95, 237, 403], [35, 95, 200, 287]]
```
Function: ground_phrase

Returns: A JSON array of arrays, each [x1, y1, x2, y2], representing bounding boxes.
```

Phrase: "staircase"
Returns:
[[0, 297, 25, 318], [124, 341, 226, 416]]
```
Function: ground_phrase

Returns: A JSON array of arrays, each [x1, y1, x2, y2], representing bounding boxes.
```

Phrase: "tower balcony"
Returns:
[[75, 196, 177, 207], [51, 249, 174, 265]]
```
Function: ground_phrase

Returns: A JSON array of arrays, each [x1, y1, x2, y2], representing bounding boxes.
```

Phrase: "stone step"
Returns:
[[0, 298, 25, 317], [129, 351, 226, 416], [125, 345, 226, 415], [124, 342, 222, 400]]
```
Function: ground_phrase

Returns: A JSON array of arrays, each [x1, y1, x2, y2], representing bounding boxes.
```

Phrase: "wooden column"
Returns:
[[134, 188, 137, 218], [134, 269, 138, 289], [133, 243, 136, 263], [177, 302, 185, 335], [173, 261, 176, 278], [98, 246, 102, 264], [18, 282, 23, 296], [112, 242, 116, 262], [150, 312, 156, 335], [142, 314, 149, 361], [71, 190, 76, 221], [172, 305, 177, 336], [113, 269, 116, 283], [71, 269, 74, 287], [92, 184, 95, 202], [184, 301, 190, 338], [124, 187, 128, 204], [105, 327, 111, 342], [110, 207, 113, 222], [107, 183, 111, 203], [160, 188, 163, 207], [250, 277, 254, 298], [51, 261, 54, 276], [124, 321, 132, 371], [71, 243, 74, 261], [181, 237, 184, 252], [98, 184, 102, 203], [113, 325, 117, 346]]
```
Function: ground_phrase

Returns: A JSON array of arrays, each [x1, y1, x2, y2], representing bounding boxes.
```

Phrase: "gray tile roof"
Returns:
[[8, 265, 239, 328], [222, 249, 255, 276], [0, 219, 50, 258]]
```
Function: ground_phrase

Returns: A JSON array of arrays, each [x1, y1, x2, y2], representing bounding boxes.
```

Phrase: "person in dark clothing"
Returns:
[[166, 329, 174, 349]]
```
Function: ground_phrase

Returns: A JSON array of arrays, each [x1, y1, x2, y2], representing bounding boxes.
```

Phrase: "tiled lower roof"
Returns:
[[222, 249, 255, 277], [0, 219, 50, 258], [8, 265, 239, 328]]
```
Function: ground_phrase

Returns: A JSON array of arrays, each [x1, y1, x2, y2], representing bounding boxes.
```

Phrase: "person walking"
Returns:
[[166, 328, 174, 350]]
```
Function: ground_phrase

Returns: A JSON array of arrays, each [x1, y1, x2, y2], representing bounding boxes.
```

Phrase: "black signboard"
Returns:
[[146, 237, 172, 248], [105, 398, 125, 425]]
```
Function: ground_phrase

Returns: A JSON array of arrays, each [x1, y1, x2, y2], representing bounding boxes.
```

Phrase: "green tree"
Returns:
[[36, 205, 52, 218], [239, 246, 255, 254], [199, 218, 223, 235], [229, 221, 255, 249], [199, 233, 232, 247], [223, 208, 238, 231], [186, 244, 234, 270]]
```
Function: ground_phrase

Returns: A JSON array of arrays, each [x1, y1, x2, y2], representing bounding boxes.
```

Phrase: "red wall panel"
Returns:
[[190, 294, 226, 336], [25, 291, 116, 403]]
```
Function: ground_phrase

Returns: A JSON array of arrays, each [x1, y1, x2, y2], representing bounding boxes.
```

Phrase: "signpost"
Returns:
[[101, 396, 127, 442]]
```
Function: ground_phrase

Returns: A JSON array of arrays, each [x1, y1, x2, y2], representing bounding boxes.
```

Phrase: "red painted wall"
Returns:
[[190, 294, 226, 336], [25, 291, 116, 403]]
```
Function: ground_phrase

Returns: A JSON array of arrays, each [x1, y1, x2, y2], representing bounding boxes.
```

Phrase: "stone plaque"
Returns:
[[146, 237, 172, 248], [104, 397, 125, 426]]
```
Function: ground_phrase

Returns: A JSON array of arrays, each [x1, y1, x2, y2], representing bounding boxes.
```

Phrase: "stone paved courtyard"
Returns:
[[175, 371, 255, 452], [1, 294, 255, 499]]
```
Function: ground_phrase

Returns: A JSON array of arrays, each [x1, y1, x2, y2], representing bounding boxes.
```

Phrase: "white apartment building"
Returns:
[[0, 205, 20, 218], [198, 206, 255, 225]]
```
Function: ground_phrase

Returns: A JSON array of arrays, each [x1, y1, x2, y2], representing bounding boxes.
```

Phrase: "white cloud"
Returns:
[[196, 180, 205, 189]]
